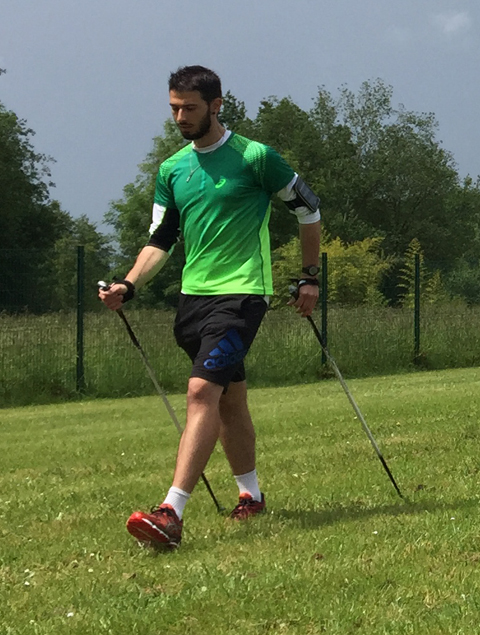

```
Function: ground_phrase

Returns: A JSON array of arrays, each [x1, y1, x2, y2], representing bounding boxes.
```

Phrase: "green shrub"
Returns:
[[272, 236, 391, 306]]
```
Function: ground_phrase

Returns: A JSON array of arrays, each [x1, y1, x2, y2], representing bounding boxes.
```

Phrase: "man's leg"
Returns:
[[172, 376, 224, 493], [219, 381, 266, 519], [218, 380, 255, 475], [126, 376, 224, 548]]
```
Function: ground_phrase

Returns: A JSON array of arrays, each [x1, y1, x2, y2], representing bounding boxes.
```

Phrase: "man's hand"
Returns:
[[98, 283, 128, 312], [288, 282, 319, 317]]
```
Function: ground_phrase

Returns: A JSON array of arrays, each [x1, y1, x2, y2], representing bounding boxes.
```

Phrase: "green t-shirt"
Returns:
[[154, 132, 295, 295]]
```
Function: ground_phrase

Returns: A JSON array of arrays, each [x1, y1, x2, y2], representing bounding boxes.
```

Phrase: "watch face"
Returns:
[[303, 266, 319, 276]]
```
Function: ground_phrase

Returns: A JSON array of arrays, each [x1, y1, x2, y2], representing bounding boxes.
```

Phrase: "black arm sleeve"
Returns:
[[147, 208, 181, 252]]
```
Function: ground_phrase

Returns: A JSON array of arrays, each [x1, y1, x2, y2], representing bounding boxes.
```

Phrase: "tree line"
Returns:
[[0, 70, 111, 312], [2, 72, 480, 313]]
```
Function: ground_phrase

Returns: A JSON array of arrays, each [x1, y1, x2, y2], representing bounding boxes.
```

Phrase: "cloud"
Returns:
[[433, 11, 472, 36]]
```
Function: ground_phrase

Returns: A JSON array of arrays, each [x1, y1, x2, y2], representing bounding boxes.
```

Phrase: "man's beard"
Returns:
[[178, 110, 212, 140]]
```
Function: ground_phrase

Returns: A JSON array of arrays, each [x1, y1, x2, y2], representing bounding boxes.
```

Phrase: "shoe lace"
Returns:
[[150, 505, 176, 518], [232, 497, 255, 514]]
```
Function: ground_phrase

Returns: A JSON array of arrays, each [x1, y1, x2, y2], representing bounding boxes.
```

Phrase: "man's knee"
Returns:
[[187, 377, 223, 408]]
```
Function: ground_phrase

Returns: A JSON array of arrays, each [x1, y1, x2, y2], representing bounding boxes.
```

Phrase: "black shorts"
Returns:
[[173, 294, 268, 388]]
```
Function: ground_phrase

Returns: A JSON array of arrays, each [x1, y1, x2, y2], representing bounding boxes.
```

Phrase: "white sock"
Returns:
[[234, 469, 261, 502], [162, 486, 190, 520]]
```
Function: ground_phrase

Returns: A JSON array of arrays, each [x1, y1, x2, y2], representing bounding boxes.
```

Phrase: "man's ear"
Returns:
[[210, 97, 223, 116]]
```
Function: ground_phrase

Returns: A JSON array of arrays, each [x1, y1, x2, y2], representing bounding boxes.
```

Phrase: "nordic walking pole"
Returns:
[[289, 284, 404, 499], [98, 281, 225, 513]]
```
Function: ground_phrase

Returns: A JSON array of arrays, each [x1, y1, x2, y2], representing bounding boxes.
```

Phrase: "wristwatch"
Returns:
[[301, 265, 319, 277]]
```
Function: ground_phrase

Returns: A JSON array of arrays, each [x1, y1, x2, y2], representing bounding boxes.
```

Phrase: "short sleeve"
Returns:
[[261, 145, 296, 194], [154, 164, 176, 209]]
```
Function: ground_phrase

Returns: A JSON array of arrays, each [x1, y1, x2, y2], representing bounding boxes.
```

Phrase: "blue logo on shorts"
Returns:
[[204, 329, 246, 370]]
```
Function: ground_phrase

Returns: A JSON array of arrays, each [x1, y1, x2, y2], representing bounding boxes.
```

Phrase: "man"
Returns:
[[99, 65, 321, 550]]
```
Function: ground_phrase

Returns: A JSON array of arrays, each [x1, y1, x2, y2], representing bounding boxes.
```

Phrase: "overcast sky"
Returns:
[[1, 0, 479, 232]]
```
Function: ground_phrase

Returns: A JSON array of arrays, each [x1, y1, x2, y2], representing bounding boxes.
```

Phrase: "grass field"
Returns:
[[2, 368, 480, 634]]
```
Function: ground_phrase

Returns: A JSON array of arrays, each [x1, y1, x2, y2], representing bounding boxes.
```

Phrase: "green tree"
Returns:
[[244, 82, 469, 262], [309, 88, 363, 242], [49, 214, 114, 311], [251, 96, 327, 248], [313, 80, 468, 259], [0, 85, 114, 312], [0, 100, 73, 311], [219, 90, 250, 132], [316, 80, 466, 262]]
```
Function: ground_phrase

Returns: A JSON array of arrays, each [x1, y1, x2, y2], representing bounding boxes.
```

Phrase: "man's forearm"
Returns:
[[126, 246, 170, 290], [299, 221, 321, 273]]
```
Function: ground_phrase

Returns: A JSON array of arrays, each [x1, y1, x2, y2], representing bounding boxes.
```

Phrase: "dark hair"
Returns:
[[168, 65, 222, 103]]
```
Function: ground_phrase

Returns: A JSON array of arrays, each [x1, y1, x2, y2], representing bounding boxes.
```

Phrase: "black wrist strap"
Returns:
[[294, 278, 319, 288], [113, 278, 135, 303]]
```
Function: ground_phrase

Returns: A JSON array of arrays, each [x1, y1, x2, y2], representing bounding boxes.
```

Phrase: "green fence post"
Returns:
[[414, 252, 420, 364], [321, 251, 328, 366], [76, 245, 85, 393]]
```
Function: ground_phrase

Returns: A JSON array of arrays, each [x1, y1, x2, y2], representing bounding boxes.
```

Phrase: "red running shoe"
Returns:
[[229, 493, 266, 520], [126, 504, 183, 549]]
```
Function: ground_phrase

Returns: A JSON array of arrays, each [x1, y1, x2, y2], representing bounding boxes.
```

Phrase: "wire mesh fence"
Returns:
[[1, 247, 480, 407]]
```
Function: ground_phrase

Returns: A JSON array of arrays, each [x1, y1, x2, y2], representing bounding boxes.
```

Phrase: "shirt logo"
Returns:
[[215, 178, 227, 189]]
